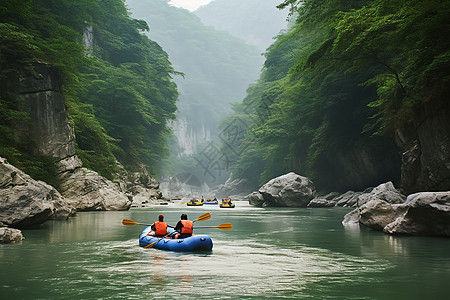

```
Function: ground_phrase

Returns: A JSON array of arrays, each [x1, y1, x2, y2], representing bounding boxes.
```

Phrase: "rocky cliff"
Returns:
[[0, 62, 164, 234], [397, 100, 450, 194]]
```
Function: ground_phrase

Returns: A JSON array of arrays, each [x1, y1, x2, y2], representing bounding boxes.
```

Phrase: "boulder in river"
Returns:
[[245, 191, 265, 207], [0, 227, 24, 243], [384, 191, 450, 236], [0, 157, 76, 228], [343, 190, 450, 237], [356, 181, 406, 206], [257, 172, 316, 207]]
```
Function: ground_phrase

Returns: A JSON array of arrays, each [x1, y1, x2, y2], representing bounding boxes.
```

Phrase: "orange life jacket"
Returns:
[[154, 221, 168, 236], [180, 220, 193, 234]]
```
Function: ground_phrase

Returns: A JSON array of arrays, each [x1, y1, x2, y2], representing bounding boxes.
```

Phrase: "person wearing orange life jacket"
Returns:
[[150, 215, 169, 237], [174, 213, 193, 239]]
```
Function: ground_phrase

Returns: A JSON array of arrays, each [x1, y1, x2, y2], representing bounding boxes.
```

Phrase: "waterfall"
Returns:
[[83, 25, 94, 56]]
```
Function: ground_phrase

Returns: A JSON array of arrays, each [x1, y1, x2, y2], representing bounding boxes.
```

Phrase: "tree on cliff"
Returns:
[[222, 0, 450, 192], [0, 0, 179, 182]]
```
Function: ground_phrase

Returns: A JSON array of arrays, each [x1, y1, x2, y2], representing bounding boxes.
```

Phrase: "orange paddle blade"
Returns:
[[194, 223, 232, 230], [122, 219, 138, 226], [193, 212, 211, 222], [122, 219, 152, 226]]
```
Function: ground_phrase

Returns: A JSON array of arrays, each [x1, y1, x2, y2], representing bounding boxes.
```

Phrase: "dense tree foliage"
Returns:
[[0, 0, 178, 182], [223, 0, 449, 191]]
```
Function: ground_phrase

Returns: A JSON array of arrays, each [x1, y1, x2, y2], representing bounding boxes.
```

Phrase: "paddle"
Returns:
[[122, 212, 211, 228], [194, 223, 232, 230], [122, 219, 152, 226], [144, 213, 211, 249]]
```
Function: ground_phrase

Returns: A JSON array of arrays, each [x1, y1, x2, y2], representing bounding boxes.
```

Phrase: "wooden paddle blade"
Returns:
[[122, 219, 138, 226], [194, 223, 233, 230], [194, 212, 211, 222], [216, 223, 232, 230]]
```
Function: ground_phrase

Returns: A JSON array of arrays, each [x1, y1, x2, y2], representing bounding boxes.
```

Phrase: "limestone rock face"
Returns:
[[0, 227, 24, 243], [397, 101, 450, 194], [0, 157, 76, 228], [258, 172, 316, 207], [7, 62, 78, 164], [59, 168, 132, 211], [5, 62, 135, 212]]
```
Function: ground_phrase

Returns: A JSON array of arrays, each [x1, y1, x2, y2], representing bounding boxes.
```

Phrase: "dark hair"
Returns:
[[158, 215, 164, 221], [181, 213, 187, 220]]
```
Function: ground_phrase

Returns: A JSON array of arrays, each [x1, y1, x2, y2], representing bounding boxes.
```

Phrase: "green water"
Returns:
[[1, 202, 449, 299]]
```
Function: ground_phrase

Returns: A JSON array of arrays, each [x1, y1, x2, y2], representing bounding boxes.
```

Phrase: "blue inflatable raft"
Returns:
[[139, 226, 213, 252], [203, 201, 218, 205]]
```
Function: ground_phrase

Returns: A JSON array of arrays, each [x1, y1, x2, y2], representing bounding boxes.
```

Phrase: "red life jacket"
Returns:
[[154, 221, 168, 236], [180, 220, 193, 234]]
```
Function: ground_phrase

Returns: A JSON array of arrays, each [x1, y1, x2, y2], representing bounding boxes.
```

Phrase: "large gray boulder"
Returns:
[[356, 182, 406, 206], [245, 192, 265, 207], [0, 157, 76, 228], [0, 227, 24, 243], [359, 200, 407, 230], [307, 192, 341, 207], [384, 192, 450, 236], [334, 190, 364, 207], [343, 190, 450, 237], [342, 181, 405, 227], [59, 168, 132, 211], [258, 172, 316, 207]]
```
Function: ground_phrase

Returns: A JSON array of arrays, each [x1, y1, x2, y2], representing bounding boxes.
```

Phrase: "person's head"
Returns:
[[181, 213, 187, 220], [158, 215, 164, 221]]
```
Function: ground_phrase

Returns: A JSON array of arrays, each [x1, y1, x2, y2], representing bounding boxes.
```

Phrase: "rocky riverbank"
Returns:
[[244, 172, 450, 237], [0, 157, 166, 243]]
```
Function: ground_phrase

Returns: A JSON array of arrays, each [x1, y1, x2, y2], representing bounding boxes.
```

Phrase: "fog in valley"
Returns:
[[126, 0, 289, 197]]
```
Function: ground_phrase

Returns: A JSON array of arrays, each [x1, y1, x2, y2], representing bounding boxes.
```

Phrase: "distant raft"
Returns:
[[139, 227, 213, 252], [202, 199, 218, 205], [187, 200, 203, 206], [219, 199, 235, 208]]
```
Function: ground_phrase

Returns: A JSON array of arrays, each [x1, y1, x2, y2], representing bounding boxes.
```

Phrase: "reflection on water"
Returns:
[[1, 203, 449, 299]]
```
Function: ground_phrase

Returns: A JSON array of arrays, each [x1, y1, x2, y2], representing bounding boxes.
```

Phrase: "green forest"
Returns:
[[0, 0, 179, 182], [1, 0, 449, 194], [222, 0, 450, 192]]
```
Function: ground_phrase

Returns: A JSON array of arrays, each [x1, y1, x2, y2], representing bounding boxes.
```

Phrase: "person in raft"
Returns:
[[174, 213, 193, 239], [150, 214, 169, 237]]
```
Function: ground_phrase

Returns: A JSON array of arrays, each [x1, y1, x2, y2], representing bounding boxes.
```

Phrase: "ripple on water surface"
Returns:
[[53, 237, 391, 299]]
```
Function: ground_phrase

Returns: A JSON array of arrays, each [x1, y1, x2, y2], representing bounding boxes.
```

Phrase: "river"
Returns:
[[1, 201, 449, 299]]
